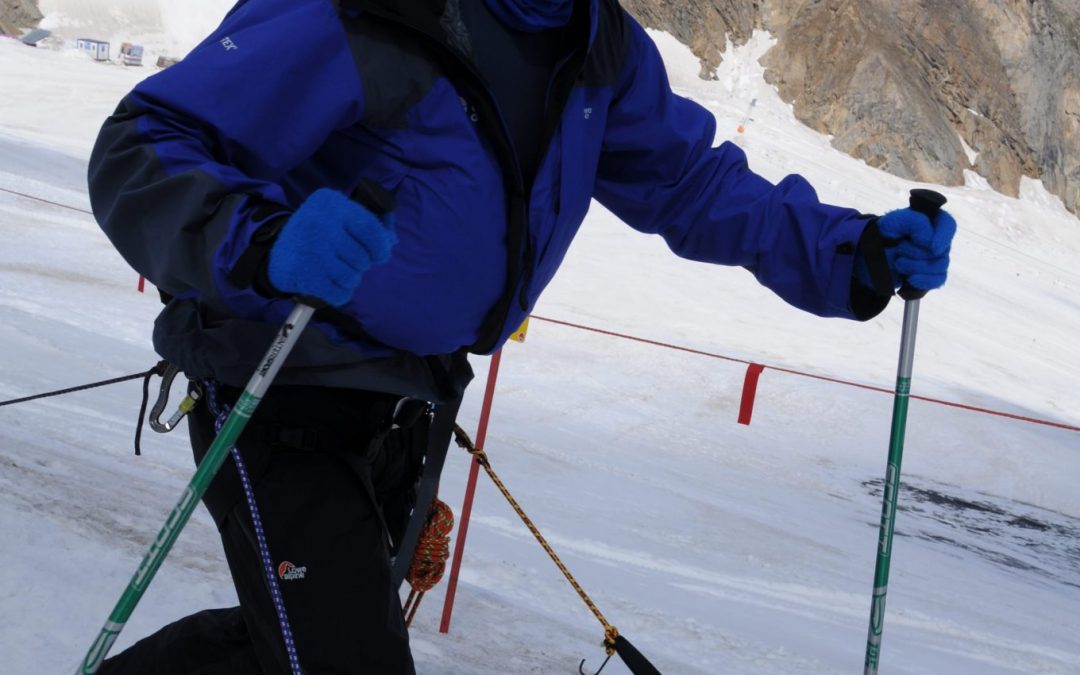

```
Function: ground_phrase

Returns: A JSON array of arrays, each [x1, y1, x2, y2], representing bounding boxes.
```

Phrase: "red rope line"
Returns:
[[531, 315, 1079, 433], [0, 186, 92, 214], [2, 184, 1073, 434]]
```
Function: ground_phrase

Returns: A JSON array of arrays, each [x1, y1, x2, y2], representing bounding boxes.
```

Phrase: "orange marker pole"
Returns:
[[439, 348, 504, 633]]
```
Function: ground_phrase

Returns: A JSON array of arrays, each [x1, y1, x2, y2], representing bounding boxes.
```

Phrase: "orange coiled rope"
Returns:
[[403, 498, 455, 627]]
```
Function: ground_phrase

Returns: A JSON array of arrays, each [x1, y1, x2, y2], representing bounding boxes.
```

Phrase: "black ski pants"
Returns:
[[99, 385, 429, 674]]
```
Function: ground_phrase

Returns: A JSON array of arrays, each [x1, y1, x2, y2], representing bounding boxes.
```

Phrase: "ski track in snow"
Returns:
[[2, 11, 1080, 675]]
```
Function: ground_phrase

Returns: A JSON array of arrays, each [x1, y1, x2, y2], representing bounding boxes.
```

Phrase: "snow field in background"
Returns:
[[1, 13, 1078, 675]]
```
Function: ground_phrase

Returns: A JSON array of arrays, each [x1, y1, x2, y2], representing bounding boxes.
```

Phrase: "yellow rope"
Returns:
[[451, 424, 620, 655]]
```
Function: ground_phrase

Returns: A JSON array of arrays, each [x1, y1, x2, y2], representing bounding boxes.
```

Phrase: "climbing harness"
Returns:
[[449, 425, 662, 675], [77, 304, 317, 674], [14, 358, 658, 672], [391, 397, 463, 589]]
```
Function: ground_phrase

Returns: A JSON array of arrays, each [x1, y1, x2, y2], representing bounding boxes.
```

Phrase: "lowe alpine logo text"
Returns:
[[278, 561, 307, 581]]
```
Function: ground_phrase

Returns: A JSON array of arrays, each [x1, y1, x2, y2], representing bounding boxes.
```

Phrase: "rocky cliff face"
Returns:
[[621, 0, 762, 78], [624, 0, 1080, 217], [3, 0, 1077, 215], [0, 0, 43, 35]]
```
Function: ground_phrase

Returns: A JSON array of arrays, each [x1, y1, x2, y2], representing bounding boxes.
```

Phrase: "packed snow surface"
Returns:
[[1, 7, 1078, 674]]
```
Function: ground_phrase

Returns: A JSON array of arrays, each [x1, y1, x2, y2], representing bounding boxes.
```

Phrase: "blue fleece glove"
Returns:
[[267, 188, 396, 307], [855, 207, 956, 292]]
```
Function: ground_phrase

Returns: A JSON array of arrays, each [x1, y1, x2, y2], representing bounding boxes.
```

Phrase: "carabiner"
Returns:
[[148, 363, 202, 433], [579, 653, 613, 675]]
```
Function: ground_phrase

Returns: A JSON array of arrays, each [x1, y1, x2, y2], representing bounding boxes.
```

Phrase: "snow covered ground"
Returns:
[[1, 6, 1078, 674]]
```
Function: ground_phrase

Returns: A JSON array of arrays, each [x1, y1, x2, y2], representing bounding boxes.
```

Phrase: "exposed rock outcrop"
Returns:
[[621, 0, 762, 78], [0, 0, 42, 36], [625, 0, 1080, 216]]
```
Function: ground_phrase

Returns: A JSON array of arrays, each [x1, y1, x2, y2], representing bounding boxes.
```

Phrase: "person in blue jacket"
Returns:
[[88, 0, 955, 672]]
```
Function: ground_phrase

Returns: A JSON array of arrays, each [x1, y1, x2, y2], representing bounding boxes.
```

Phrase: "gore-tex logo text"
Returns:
[[277, 561, 307, 581]]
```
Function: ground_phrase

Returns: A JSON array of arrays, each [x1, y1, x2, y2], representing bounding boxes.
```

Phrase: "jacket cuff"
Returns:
[[227, 212, 290, 299], [850, 217, 893, 321], [850, 277, 890, 320], [856, 218, 899, 296]]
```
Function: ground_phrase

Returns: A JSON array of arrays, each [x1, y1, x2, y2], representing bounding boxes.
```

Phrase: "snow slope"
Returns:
[[1, 13, 1078, 675]]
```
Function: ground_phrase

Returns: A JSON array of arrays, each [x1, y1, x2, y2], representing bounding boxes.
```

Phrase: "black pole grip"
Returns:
[[350, 179, 396, 217], [909, 188, 947, 217], [614, 635, 663, 675], [898, 189, 947, 301]]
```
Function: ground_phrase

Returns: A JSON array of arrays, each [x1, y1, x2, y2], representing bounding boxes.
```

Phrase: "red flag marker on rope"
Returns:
[[738, 363, 765, 425]]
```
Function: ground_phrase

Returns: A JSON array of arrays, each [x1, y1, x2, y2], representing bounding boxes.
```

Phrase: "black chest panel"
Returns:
[[458, 0, 573, 187]]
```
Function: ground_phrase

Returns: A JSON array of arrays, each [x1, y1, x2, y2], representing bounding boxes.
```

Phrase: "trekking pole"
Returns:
[[863, 189, 946, 675], [77, 303, 316, 674]]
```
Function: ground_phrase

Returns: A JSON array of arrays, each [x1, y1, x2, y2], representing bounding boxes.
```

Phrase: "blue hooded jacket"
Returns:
[[88, 0, 883, 401]]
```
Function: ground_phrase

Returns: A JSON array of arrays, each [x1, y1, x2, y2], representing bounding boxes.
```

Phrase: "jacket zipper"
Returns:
[[358, 6, 587, 353], [517, 47, 588, 312]]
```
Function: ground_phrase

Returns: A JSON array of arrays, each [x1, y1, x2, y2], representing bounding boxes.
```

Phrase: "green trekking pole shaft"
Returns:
[[77, 303, 315, 674], [863, 189, 946, 674]]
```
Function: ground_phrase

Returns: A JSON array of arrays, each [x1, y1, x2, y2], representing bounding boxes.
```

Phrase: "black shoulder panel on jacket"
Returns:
[[582, 0, 631, 88], [335, 5, 441, 130]]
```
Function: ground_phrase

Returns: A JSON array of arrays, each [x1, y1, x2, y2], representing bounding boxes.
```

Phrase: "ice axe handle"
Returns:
[[898, 189, 948, 301]]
